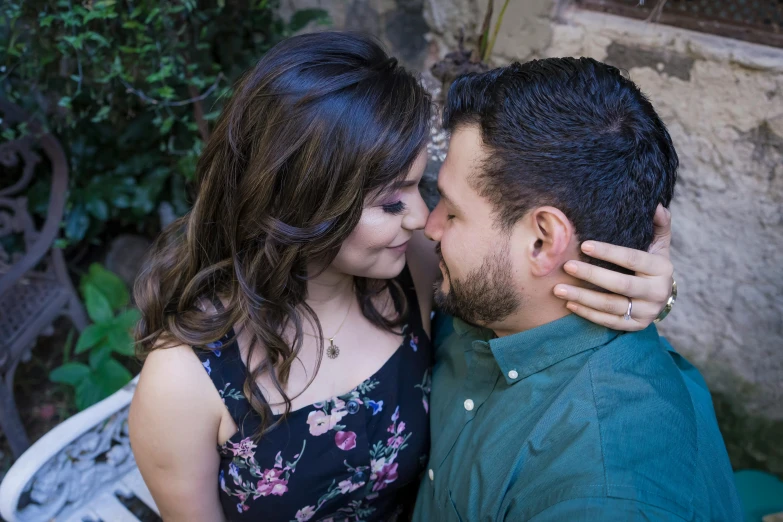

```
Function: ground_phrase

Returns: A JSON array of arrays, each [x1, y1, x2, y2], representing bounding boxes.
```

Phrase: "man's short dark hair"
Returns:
[[443, 57, 678, 264]]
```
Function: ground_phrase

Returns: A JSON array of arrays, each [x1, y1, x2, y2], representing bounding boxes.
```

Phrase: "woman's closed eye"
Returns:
[[382, 201, 406, 215]]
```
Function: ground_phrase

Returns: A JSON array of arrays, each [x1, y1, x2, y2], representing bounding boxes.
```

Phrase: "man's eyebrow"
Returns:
[[437, 185, 461, 212]]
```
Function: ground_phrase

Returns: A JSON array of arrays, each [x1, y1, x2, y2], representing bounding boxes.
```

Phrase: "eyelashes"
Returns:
[[381, 201, 406, 215]]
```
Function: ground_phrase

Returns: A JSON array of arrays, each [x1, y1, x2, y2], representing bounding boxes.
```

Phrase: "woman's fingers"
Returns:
[[650, 204, 672, 258], [554, 284, 660, 320], [564, 302, 647, 331], [563, 260, 668, 301], [579, 241, 673, 278]]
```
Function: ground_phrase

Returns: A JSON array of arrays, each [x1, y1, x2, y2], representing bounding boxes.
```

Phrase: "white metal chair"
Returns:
[[0, 376, 159, 521]]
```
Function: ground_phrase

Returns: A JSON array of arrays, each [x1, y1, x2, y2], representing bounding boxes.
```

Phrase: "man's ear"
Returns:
[[527, 206, 575, 277]]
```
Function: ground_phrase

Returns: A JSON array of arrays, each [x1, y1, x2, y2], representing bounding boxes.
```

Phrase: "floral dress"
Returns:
[[194, 268, 432, 522]]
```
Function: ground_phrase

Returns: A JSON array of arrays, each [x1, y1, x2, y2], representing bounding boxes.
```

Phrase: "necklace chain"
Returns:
[[302, 298, 352, 359]]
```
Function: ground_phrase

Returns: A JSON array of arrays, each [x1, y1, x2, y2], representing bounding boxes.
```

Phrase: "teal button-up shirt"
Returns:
[[413, 314, 743, 521]]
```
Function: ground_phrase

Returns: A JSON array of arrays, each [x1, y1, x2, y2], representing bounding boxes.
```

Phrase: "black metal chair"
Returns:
[[0, 99, 87, 457]]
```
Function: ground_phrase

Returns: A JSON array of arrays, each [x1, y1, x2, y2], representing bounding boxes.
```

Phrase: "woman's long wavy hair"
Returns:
[[134, 32, 432, 437]]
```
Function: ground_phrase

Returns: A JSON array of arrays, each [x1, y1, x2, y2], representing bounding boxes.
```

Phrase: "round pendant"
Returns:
[[327, 344, 340, 359]]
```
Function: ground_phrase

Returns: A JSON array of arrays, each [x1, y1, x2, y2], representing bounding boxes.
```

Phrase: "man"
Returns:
[[413, 58, 742, 521]]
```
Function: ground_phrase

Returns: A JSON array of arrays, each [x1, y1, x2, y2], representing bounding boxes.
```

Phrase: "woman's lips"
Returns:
[[388, 241, 409, 253]]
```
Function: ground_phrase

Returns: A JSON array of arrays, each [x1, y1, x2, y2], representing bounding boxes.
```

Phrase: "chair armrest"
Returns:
[[0, 376, 139, 522]]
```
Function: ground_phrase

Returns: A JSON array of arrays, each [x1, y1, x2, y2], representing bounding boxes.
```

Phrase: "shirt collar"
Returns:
[[452, 316, 494, 341], [456, 313, 620, 385]]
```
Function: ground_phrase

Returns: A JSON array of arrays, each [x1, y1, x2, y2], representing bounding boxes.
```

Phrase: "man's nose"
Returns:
[[424, 202, 444, 242]]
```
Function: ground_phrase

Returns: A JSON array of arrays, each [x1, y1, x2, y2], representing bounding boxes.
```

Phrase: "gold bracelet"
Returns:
[[654, 279, 677, 324]]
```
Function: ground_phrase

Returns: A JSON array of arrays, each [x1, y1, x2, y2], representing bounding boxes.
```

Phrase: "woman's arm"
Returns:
[[129, 345, 228, 522], [554, 204, 675, 331]]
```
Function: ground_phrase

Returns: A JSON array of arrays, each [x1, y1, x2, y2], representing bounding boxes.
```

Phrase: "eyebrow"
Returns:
[[437, 185, 461, 213]]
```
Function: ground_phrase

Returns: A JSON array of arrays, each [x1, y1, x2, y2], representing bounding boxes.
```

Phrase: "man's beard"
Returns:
[[434, 242, 521, 326]]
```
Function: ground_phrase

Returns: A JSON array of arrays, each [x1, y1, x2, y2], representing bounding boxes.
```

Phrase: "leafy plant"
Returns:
[[430, 0, 513, 102], [478, 0, 512, 62], [49, 264, 140, 410], [1, 0, 329, 247]]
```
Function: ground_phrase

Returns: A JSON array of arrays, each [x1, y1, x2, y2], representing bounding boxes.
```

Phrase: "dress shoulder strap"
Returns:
[[191, 300, 253, 431]]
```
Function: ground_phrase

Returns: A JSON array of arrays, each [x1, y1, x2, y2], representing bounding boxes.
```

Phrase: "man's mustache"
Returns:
[[434, 243, 450, 279]]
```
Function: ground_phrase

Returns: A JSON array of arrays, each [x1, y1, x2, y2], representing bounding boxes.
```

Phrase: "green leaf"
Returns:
[[107, 327, 134, 356], [64, 204, 90, 241], [113, 194, 131, 208], [86, 32, 110, 47], [94, 358, 133, 394], [75, 358, 132, 410], [85, 198, 108, 220], [83, 10, 110, 23], [75, 376, 105, 410], [83, 264, 129, 310], [155, 86, 175, 99], [84, 282, 114, 323], [289, 8, 330, 33], [63, 35, 84, 50], [40, 15, 56, 27], [91, 105, 111, 123], [75, 323, 108, 353], [122, 20, 145, 30], [50, 362, 91, 386], [89, 342, 113, 368], [144, 7, 160, 24], [159, 116, 174, 134], [203, 110, 221, 121], [114, 308, 141, 330]]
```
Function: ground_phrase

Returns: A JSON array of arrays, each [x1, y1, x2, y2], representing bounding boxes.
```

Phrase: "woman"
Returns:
[[129, 32, 675, 522]]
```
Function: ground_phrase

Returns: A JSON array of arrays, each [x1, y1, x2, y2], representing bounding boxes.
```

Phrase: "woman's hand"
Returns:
[[553, 204, 674, 331]]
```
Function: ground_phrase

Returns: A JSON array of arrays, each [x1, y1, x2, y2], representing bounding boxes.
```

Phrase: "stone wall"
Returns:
[[545, 7, 783, 476], [279, 0, 431, 70]]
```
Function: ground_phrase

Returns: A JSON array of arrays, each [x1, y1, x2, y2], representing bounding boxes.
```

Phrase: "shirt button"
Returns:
[[508, 370, 519, 380], [464, 399, 475, 411], [428, 469, 434, 481]]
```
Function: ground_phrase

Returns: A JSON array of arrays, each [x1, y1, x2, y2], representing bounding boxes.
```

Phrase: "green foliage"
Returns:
[[1, 0, 329, 247], [50, 264, 140, 410]]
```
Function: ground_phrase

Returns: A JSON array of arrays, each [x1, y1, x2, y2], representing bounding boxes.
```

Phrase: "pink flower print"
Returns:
[[306, 410, 332, 436], [270, 482, 288, 496], [370, 457, 387, 475], [397, 421, 406, 434], [335, 431, 357, 451], [333, 398, 346, 411], [372, 462, 399, 492], [257, 468, 288, 497], [387, 435, 405, 448], [295, 506, 316, 521], [330, 407, 348, 426], [422, 397, 429, 413], [338, 478, 365, 494], [228, 437, 257, 459]]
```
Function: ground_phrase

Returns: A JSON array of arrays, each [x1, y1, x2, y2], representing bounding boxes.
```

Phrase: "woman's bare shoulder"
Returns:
[[131, 342, 223, 436]]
